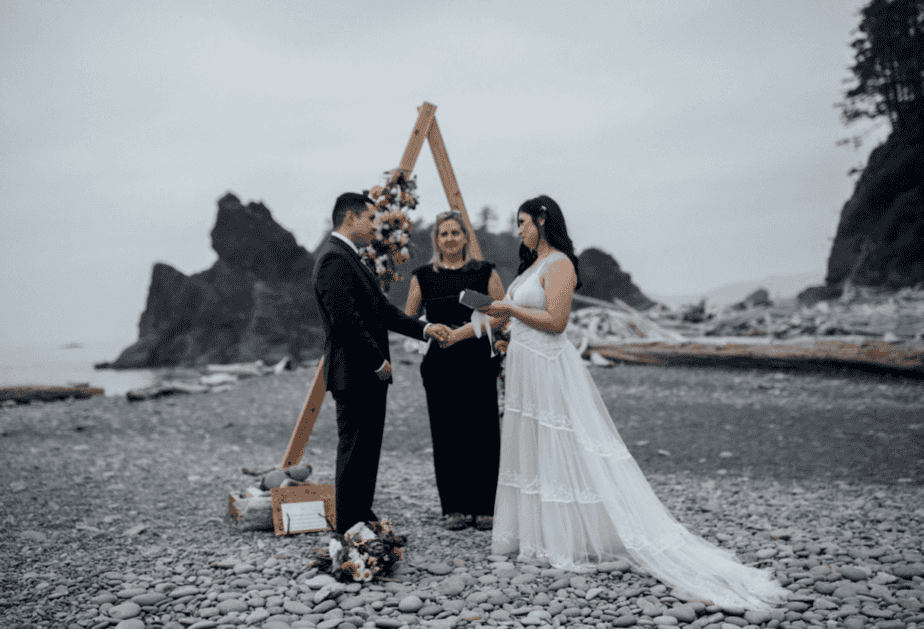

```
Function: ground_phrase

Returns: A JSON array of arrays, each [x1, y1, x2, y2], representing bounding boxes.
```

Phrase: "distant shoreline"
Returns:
[[0, 340, 154, 395]]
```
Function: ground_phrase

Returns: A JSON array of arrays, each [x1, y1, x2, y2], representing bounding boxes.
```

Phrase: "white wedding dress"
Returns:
[[491, 252, 789, 610]]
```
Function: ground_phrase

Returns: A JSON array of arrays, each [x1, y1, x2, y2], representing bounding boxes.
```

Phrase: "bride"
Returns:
[[441, 195, 789, 610]]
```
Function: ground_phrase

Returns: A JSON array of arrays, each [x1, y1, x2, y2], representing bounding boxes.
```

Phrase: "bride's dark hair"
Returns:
[[516, 195, 581, 290]]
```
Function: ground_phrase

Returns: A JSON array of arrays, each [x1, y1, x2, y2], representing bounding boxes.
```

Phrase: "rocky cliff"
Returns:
[[576, 247, 657, 311], [111, 193, 322, 368], [800, 131, 924, 303]]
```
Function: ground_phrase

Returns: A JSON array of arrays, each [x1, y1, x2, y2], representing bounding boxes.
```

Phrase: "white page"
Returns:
[[280, 500, 328, 533]]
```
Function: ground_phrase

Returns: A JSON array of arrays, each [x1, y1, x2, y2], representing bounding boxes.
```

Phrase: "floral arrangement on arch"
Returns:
[[361, 170, 419, 289], [309, 520, 407, 583]]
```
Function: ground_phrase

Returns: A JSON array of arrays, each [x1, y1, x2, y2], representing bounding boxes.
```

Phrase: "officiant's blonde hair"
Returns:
[[430, 210, 472, 271]]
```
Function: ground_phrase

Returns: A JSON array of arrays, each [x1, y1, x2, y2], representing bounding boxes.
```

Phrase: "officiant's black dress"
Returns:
[[413, 260, 502, 517]]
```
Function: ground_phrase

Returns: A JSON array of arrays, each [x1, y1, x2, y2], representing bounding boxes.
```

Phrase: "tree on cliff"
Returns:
[[837, 0, 924, 142]]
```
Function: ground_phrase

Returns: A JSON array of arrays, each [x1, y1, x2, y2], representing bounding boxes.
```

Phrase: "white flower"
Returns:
[[400, 246, 409, 256], [344, 522, 365, 537], [329, 538, 343, 557]]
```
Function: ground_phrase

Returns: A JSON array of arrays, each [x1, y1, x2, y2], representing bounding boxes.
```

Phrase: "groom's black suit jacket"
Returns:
[[313, 235, 426, 391]]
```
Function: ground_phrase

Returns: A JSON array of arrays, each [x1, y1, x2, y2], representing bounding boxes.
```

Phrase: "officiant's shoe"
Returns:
[[443, 513, 471, 531], [474, 515, 493, 531]]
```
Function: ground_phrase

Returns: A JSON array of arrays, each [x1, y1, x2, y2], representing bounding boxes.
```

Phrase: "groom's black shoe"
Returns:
[[443, 513, 471, 531]]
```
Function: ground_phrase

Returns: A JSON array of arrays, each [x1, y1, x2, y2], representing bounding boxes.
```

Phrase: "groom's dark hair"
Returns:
[[332, 192, 372, 229]]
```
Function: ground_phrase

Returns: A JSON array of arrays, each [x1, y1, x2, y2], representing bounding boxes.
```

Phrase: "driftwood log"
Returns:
[[228, 493, 275, 531], [586, 337, 924, 373], [0, 386, 104, 403]]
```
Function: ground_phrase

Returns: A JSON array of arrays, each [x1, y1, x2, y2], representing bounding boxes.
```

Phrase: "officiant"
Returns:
[[405, 210, 505, 531]]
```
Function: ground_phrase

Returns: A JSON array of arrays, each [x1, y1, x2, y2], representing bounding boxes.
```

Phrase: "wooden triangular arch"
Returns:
[[280, 102, 483, 468]]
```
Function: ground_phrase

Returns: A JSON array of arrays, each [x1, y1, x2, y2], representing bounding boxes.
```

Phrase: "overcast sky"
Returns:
[[0, 1, 886, 349]]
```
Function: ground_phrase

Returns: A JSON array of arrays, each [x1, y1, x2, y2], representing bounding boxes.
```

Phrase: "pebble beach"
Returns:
[[2, 353, 923, 629]]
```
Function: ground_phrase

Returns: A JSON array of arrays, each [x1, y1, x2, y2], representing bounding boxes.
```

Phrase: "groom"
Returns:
[[313, 192, 449, 534]]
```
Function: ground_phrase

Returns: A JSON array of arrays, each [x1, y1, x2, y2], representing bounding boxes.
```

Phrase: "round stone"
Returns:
[[427, 563, 453, 575], [305, 574, 338, 589], [511, 573, 536, 586], [833, 585, 860, 598], [114, 620, 146, 629], [612, 615, 637, 628], [398, 595, 424, 613], [893, 564, 924, 579], [283, 600, 312, 614], [743, 610, 772, 624], [813, 598, 839, 610], [108, 602, 142, 620], [169, 585, 200, 598], [522, 609, 550, 625], [437, 575, 466, 596], [216, 598, 248, 614], [598, 560, 632, 573], [665, 606, 697, 622], [838, 566, 868, 582], [843, 617, 866, 629], [585, 587, 604, 600], [490, 609, 512, 621], [549, 578, 570, 590], [245, 609, 271, 624], [459, 609, 484, 621], [20, 531, 48, 543], [417, 604, 444, 616], [131, 592, 167, 605], [653, 616, 679, 626], [92, 593, 118, 605]]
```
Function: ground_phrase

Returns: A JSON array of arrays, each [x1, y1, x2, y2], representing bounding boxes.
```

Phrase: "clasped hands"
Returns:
[[437, 301, 512, 349], [424, 323, 453, 344], [376, 323, 454, 381]]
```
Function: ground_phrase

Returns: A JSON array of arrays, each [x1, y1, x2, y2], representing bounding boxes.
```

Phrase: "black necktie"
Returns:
[[354, 250, 376, 279]]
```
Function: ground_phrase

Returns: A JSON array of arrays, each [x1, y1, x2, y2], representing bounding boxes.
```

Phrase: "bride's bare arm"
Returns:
[[441, 314, 510, 347]]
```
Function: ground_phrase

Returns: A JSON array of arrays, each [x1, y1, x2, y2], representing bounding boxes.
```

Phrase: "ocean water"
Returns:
[[0, 340, 156, 396]]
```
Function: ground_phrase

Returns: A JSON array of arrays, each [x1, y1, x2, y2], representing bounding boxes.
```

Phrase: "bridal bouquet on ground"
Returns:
[[310, 520, 407, 582]]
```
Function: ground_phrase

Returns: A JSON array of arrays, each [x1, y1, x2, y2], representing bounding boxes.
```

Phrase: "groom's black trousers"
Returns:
[[332, 379, 389, 534]]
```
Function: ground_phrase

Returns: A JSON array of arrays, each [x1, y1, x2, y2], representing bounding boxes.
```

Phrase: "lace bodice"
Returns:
[[505, 253, 570, 359]]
